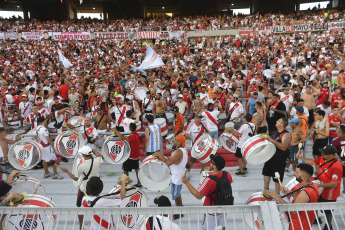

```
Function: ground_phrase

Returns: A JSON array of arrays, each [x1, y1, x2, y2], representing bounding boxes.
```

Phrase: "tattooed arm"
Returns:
[[267, 133, 291, 151]]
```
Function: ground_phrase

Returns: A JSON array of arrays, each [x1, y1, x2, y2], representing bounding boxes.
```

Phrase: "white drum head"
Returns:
[[109, 185, 148, 229], [134, 87, 148, 101], [54, 131, 85, 158], [125, 80, 137, 92], [8, 140, 42, 170], [166, 133, 175, 144], [242, 135, 276, 165], [138, 156, 171, 191], [11, 177, 45, 196], [219, 133, 239, 153], [101, 136, 131, 164], [72, 153, 84, 188], [69, 116, 84, 127]]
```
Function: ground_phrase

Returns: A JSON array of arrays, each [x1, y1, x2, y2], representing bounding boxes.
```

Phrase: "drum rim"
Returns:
[[22, 194, 56, 207], [138, 158, 171, 191]]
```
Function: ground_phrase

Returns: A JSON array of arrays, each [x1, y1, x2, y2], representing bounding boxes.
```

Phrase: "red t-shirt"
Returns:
[[331, 136, 345, 161], [198, 171, 233, 206], [328, 113, 340, 138], [58, 84, 69, 100], [331, 94, 341, 108], [316, 88, 330, 105], [128, 133, 140, 159], [313, 157, 343, 200]]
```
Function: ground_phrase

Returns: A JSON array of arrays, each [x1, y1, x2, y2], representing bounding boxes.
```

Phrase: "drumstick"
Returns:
[[184, 163, 191, 176], [297, 143, 303, 155], [275, 172, 283, 187]]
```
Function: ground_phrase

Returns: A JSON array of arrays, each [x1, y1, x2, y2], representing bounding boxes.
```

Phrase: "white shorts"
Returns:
[[202, 213, 226, 230], [41, 146, 57, 162]]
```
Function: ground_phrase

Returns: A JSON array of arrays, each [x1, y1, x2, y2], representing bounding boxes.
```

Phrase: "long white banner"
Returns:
[[53, 32, 91, 40]]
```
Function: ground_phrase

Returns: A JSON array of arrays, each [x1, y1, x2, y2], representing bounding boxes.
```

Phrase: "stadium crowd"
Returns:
[[0, 8, 345, 230]]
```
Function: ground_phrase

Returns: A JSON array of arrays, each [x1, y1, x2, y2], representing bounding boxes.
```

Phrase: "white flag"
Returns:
[[131, 44, 164, 74], [58, 49, 72, 69], [80, 0, 83, 4]]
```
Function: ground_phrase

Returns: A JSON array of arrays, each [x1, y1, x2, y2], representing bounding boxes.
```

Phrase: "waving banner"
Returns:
[[131, 44, 164, 75]]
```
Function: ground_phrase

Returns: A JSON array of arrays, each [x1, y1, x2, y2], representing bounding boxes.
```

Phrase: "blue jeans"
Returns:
[[171, 183, 182, 200], [210, 131, 218, 140]]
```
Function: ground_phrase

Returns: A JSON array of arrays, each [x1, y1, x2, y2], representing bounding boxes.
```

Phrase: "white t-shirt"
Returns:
[[237, 122, 255, 148], [263, 69, 274, 79], [82, 195, 121, 230], [123, 117, 135, 133], [290, 106, 309, 119], [18, 101, 32, 117], [316, 104, 332, 117], [140, 215, 181, 230], [175, 101, 188, 115], [278, 92, 293, 111], [228, 102, 244, 119], [186, 122, 208, 143], [200, 93, 210, 106], [77, 157, 103, 191], [201, 111, 220, 132], [37, 125, 49, 146]]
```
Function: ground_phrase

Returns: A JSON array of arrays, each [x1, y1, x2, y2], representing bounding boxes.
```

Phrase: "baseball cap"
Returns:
[[175, 134, 186, 147], [210, 155, 225, 170], [0, 181, 12, 197], [295, 106, 304, 113], [195, 114, 203, 118], [79, 146, 93, 156], [86, 177, 103, 196], [232, 94, 239, 99], [318, 145, 337, 155], [172, 106, 179, 112], [37, 116, 46, 123], [22, 94, 27, 97], [195, 93, 200, 97], [288, 118, 299, 124], [178, 94, 183, 98], [154, 195, 171, 207]]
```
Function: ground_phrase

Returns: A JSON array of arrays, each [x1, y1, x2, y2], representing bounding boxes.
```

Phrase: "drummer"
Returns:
[[228, 113, 256, 177], [226, 94, 244, 130], [109, 96, 128, 132], [55, 105, 78, 134], [201, 103, 223, 140], [144, 114, 163, 156], [142, 91, 154, 114], [113, 123, 142, 187], [155, 134, 188, 219], [0, 181, 22, 206], [18, 94, 32, 118], [125, 97, 140, 120], [266, 163, 319, 230], [153, 92, 167, 119], [94, 106, 111, 132], [79, 116, 99, 149], [185, 114, 209, 177], [36, 117, 63, 179]]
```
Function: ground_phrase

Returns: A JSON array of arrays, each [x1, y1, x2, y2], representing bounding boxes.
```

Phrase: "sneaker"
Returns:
[[186, 171, 191, 180], [53, 173, 63, 180], [173, 214, 184, 220], [61, 157, 69, 163], [44, 172, 53, 178], [235, 171, 246, 177], [322, 224, 333, 230], [134, 183, 142, 188], [237, 168, 248, 173]]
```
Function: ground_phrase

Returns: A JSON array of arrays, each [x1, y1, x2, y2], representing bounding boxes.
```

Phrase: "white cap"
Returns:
[[178, 94, 183, 98], [22, 94, 27, 97], [79, 146, 92, 156]]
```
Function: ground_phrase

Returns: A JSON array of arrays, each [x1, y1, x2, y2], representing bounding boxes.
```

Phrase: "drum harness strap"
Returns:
[[89, 187, 136, 207], [314, 158, 337, 180], [281, 183, 318, 199], [228, 102, 239, 117], [82, 157, 94, 183], [94, 114, 104, 129]]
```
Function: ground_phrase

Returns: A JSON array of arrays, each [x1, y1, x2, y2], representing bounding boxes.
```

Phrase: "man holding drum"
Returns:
[[201, 103, 223, 140], [155, 134, 188, 219], [262, 118, 291, 193], [297, 145, 343, 230], [226, 94, 244, 130], [266, 163, 319, 230]]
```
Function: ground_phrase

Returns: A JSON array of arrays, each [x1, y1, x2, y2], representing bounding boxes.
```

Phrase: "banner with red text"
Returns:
[[53, 32, 91, 40]]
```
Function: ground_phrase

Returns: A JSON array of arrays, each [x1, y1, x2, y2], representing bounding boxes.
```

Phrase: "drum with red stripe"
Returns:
[[5, 194, 56, 230], [241, 135, 276, 165], [191, 134, 218, 164], [166, 112, 174, 130], [284, 178, 324, 203], [142, 113, 153, 129], [138, 155, 171, 191], [8, 140, 42, 170], [11, 177, 45, 196], [154, 118, 168, 136], [101, 136, 131, 164], [218, 112, 227, 130], [219, 133, 239, 153], [72, 153, 84, 188], [109, 185, 149, 230], [244, 192, 289, 230], [54, 131, 85, 158], [47, 122, 57, 134]]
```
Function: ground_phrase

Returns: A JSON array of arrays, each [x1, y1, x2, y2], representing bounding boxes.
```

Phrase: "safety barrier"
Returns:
[[1, 202, 345, 230]]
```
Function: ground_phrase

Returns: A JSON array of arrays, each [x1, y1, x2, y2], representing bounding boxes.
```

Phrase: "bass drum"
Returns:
[[4, 194, 56, 230], [101, 136, 131, 164], [191, 134, 218, 164], [219, 133, 239, 153], [8, 140, 42, 170], [242, 135, 276, 165], [54, 131, 85, 158], [134, 87, 148, 101], [109, 185, 149, 230], [10, 177, 45, 196], [72, 153, 84, 188]]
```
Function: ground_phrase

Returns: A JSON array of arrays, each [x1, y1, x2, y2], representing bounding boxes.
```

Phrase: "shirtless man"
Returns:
[[300, 85, 320, 128], [153, 93, 167, 119], [255, 101, 267, 134], [285, 118, 306, 176], [1, 105, 21, 129], [94, 107, 111, 132], [309, 110, 330, 172]]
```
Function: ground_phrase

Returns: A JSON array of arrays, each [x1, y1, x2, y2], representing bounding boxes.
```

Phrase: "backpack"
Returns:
[[208, 171, 234, 205]]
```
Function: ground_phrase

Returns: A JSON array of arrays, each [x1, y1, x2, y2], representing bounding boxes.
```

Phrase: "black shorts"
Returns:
[[116, 126, 124, 132], [262, 159, 287, 183], [76, 189, 85, 207], [318, 196, 336, 214], [257, 126, 267, 134], [312, 138, 328, 156], [122, 159, 139, 172], [343, 165, 345, 177], [235, 147, 243, 158], [308, 109, 314, 125]]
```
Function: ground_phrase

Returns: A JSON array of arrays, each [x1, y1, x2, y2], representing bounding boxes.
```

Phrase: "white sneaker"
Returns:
[[186, 171, 191, 180], [53, 173, 63, 180]]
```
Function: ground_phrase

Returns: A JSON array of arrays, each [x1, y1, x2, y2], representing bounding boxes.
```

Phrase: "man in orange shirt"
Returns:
[[172, 106, 184, 135]]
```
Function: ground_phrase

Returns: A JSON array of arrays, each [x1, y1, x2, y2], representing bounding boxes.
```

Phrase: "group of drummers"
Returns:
[[0, 74, 345, 230]]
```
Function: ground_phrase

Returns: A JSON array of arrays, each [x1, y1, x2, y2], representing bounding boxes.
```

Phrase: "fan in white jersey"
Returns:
[[123, 110, 140, 133], [185, 114, 209, 177], [81, 175, 128, 230]]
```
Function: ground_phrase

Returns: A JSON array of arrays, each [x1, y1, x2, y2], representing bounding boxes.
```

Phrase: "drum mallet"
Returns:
[[184, 163, 191, 177], [297, 143, 303, 156], [275, 172, 283, 187]]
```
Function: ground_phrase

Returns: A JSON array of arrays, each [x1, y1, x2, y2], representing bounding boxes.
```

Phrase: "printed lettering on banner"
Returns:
[[5, 32, 18, 40], [239, 30, 253, 35], [195, 30, 205, 35], [22, 32, 44, 41], [329, 21, 345, 30], [94, 32, 129, 40], [310, 23, 328, 31], [293, 24, 309, 32], [53, 32, 91, 40], [137, 31, 160, 39], [0, 32, 4, 40], [271, 26, 286, 33]]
